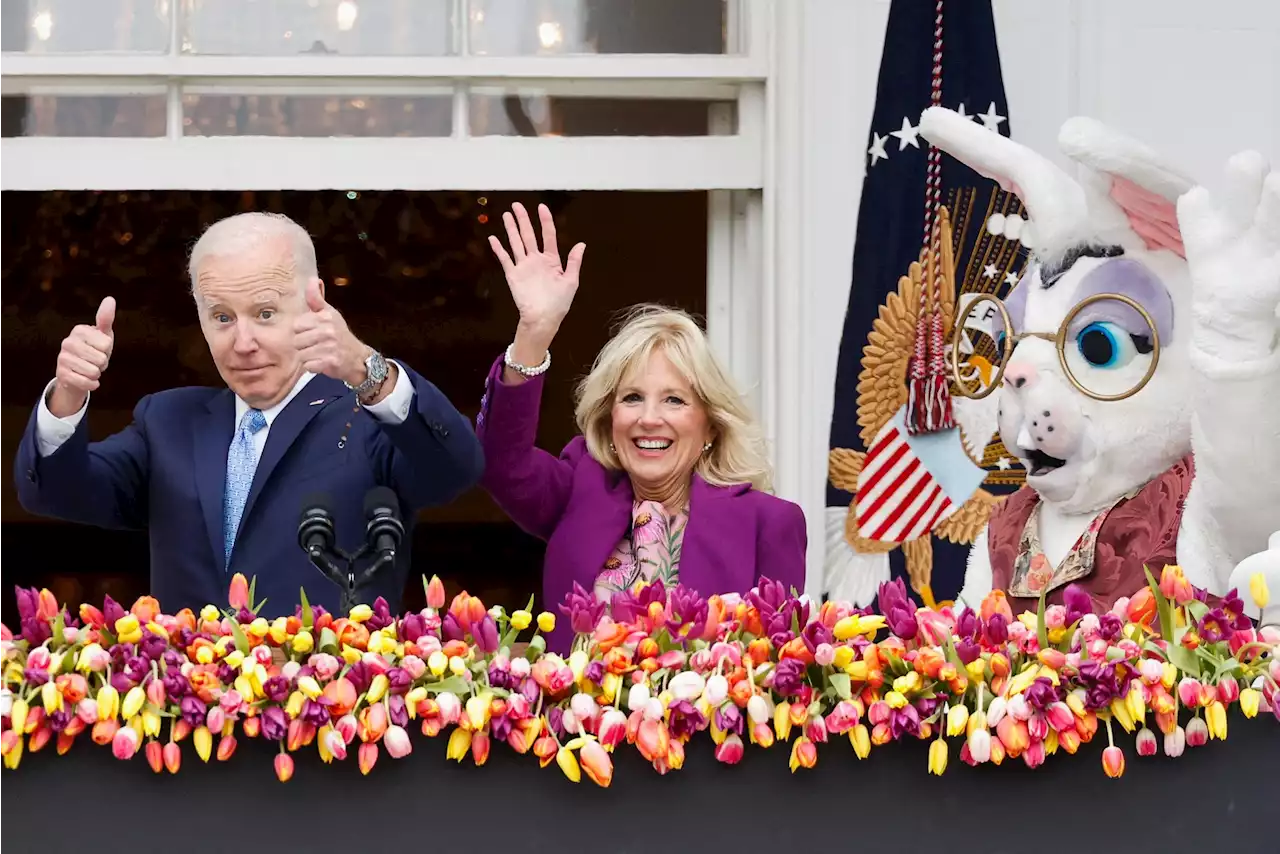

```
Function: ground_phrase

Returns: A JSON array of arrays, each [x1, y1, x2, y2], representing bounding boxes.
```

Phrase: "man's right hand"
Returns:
[[48, 296, 115, 418]]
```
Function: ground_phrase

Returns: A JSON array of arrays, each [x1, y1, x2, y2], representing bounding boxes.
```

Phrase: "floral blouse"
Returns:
[[594, 500, 687, 603]]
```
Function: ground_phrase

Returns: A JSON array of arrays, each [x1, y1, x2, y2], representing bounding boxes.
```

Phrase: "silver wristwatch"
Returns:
[[346, 349, 389, 396]]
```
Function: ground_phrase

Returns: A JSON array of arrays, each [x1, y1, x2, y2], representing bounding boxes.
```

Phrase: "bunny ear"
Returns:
[[918, 106, 1090, 256], [1058, 117, 1195, 259]]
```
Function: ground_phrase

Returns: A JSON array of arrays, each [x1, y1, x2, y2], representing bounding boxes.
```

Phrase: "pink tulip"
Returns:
[[509, 657, 531, 680], [401, 656, 426, 680], [598, 709, 627, 749], [1185, 717, 1209, 747], [1026, 712, 1048, 742], [274, 753, 294, 782], [163, 741, 182, 772], [335, 714, 358, 745], [1045, 702, 1075, 733], [1135, 727, 1157, 757], [280, 661, 301, 682], [1006, 694, 1031, 722], [220, 690, 245, 714], [309, 654, 341, 681], [1139, 659, 1164, 684], [358, 742, 378, 775], [1216, 677, 1240, 705], [570, 693, 597, 726], [206, 707, 226, 734], [146, 679, 166, 708], [805, 715, 829, 744], [28, 647, 51, 672], [436, 692, 462, 726], [112, 725, 140, 760], [714, 733, 744, 765], [384, 725, 412, 759], [1022, 738, 1046, 769], [76, 698, 98, 725], [813, 644, 835, 667], [324, 726, 348, 761], [825, 700, 860, 734]]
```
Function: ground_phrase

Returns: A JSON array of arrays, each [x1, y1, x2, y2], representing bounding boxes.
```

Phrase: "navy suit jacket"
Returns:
[[14, 365, 483, 618]]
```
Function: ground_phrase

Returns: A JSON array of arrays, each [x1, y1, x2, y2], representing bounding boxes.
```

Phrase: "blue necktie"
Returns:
[[224, 408, 267, 566]]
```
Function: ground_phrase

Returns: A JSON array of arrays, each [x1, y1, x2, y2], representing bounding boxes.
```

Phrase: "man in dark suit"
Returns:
[[14, 212, 484, 618]]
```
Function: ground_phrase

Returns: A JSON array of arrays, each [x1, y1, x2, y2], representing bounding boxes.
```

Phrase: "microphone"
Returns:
[[298, 492, 337, 556], [363, 486, 404, 560]]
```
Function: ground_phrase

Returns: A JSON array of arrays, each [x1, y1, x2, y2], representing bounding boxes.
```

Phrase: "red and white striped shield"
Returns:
[[855, 406, 989, 544]]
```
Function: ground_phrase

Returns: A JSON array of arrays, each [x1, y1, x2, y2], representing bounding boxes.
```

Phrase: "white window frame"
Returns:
[[0, 0, 822, 584]]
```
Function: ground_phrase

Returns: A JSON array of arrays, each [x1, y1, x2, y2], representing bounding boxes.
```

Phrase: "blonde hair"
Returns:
[[574, 305, 773, 492]]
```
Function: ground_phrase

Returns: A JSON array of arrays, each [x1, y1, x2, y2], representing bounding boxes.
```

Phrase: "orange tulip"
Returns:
[[471, 730, 491, 766], [425, 575, 446, 609], [635, 719, 670, 764], [979, 589, 1013, 624], [322, 677, 358, 718], [789, 736, 818, 772], [533, 734, 558, 768], [580, 739, 614, 786], [1126, 588, 1156, 628], [165, 741, 183, 771], [145, 740, 163, 773], [37, 588, 59, 621], [1102, 745, 1125, 778], [274, 752, 294, 782], [228, 574, 250, 610]]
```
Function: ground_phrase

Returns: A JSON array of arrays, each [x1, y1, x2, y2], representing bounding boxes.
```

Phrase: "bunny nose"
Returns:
[[1003, 362, 1039, 390]]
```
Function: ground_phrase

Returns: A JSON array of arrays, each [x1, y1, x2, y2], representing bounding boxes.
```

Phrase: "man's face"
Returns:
[[194, 243, 310, 409]]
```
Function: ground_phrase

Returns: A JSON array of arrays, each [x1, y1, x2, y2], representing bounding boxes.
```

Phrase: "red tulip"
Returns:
[[145, 740, 163, 773], [1102, 745, 1125, 778], [164, 741, 182, 772], [228, 573, 250, 611], [274, 752, 294, 782]]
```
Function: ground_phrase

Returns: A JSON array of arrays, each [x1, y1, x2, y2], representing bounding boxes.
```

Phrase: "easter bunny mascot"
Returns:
[[914, 107, 1280, 619]]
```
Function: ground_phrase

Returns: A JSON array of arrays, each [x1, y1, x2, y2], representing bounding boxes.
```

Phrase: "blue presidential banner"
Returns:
[[824, 0, 1029, 609]]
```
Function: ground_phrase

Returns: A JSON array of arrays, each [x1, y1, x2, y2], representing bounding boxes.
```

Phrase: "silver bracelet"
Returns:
[[504, 343, 551, 377]]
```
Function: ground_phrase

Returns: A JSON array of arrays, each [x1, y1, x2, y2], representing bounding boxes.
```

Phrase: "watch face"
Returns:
[[367, 352, 388, 383]]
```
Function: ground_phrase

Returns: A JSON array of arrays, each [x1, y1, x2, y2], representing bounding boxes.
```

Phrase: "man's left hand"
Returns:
[[293, 279, 371, 387]]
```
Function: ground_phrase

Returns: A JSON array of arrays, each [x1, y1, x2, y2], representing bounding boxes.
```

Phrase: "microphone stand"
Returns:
[[304, 543, 397, 617]]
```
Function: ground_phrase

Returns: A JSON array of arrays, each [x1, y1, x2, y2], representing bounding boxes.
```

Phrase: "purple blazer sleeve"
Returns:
[[475, 355, 583, 541], [757, 497, 807, 597]]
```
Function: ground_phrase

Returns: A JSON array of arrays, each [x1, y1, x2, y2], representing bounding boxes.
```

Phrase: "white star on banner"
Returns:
[[868, 132, 889, 166], [1004, 271, 1020, 286], [996, 456, 1013, 470], [890, 116, 920, 150], [955, 103, 971, 120], [982, 263, 998, 280], [979, 102, 1006, 132]]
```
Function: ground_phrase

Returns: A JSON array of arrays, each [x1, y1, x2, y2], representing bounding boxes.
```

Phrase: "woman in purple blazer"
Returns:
[[476, 202, 807, 652]]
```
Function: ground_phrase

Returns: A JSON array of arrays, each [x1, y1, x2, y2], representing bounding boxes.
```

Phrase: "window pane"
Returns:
[[469, 92, 736, 137], [0, 95, 168, 137], [1, 189, 708, 621], [0, 0, 169, 53], [181, 0, 454, 56], [469, 0, 734, 55], [182, 94, 453, 137]]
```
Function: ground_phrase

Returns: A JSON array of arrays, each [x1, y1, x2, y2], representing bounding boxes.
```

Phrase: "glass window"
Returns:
[[182, 93, 454, 137], [469, 90, 736, 136], [0, 0, 170, 53], [0, 95, 168, 137], [181, 0, 454, 56], [469, 0, 735, 55]]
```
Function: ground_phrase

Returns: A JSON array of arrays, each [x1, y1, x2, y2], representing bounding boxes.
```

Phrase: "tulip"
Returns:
[[76, 698, 98, 725], [928, 738, 948, 775], [746, 693, 771, 725], [122, 686, 147, 720], [985, 697, 1007, 727], [556, 746, 581, 782], [1185, 717, 1209, 747], [1135, 727, 1157, 757], [145, 739, 163, 773], [1044, 702, 1075, 733], [446, 726, 472, 761], [56, 731, 75, 756], [789, 736, 817, 772], [537, 612, 556, 633], [1022, 738, 1047, 769], [774, 702, 793, 741], [1102, 745, 1125, 778], [626, 682, 651, 713], [91, 719, 119, 745], [598, 709, 627, 749], [353, 741, 377, 775], [158, 740, 180, 772], [572, 738, 611, 786], [425, 575, 447, 610], [752, 722, 775, 749], [636, 719, 670, 764], [112, 725, 139, 760], [194, 725, 212, 762], [704, 674, 728, 706], [1206, 700, 1227, 740], [1240, 688, 1261, 718], [1249, 572, 1270, 609], [827, 700, 860, 735], [996, 716, 1029, 755], [466, 729, 488, 766], [533, 734, 558, 768], [510, 609, 532, 631], [946, 705, 968, 737], [1006, 694, 1031, 722], [228, 573, 249, 610], [849, 723, 871, 759], [436, 692, 462, 726], [714, 732, 744, 765], [669, 671, 705, 702], [1164, 726, 1186, 758], [274, 752, 294, 782], [967, 727, 992, 763], [28, 723, 52, 754], [1216, 677, 1240, 705]]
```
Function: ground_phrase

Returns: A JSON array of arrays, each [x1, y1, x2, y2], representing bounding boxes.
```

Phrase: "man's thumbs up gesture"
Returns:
[[49, 297, 116, 418], [292, 278, 384, 396]]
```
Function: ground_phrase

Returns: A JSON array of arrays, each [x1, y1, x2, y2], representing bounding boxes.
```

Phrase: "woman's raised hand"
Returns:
[[488, 202, 586, 344]]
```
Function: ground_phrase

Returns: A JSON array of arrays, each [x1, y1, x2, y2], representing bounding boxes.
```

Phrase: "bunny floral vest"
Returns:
[[988, 456, 1194, 614]]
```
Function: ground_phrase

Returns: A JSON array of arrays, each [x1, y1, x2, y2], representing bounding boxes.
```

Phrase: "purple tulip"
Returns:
[[300, 699, 330, 727], [163, 650, 184, 669], [345, 661, 372, 694], [387, 694, 409, 728], [519, 677, 540, 706], [263, 675, 290, 703], [109, 643, 131, 668], [125, 655, 150, 683], [49, 709, 72, 733], [986, 613, 1009, 646], [1025, 677, 1060, 710], [1063, 584, 1092, 627], [559, 582, 606, 636], [802, 620, 834, 654], [667, 700, 705, 740], [386, 667, 412, 695], [1220, 590, 1252, 632], [913, 696, 943, 719], [260, 706, 288, 742], [163, 671, 189, 699], [611, 580, 668, 623], [109, 672, 133, 694], [15, 587, 38, 621], [441, 613, 464, 643], [102, 595, 127, 628], [747, 576, 789, 616], [23, 667, 50, 687], [368, 597, 394, 631], [584, 661, 605, 685], [889, 704, 921, 739], [546, 706, 567, 740], [215, 662, 237, 684], [475, 615, 500, 654], [180, 696, 208, 728], [400, 612, 427, 644], [877, 578, 919, 639], [1098, 613, 1123, 641], [487, 663, 511, 690], [490, 713, 513, 742], [771, 658, 805, 697], [714, 704, 744, 736], [139, 632, 167, 661]]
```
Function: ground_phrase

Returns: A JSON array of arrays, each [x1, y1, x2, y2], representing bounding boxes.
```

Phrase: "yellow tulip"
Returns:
[[843, 660, 868, 681], [367, 674, 389, 704], [41, 680, 63, 713], [856, 615, 886, 636], [214, 637, 235, 655], [850, 724, 871, 759], [195, 645, 214, 665], [1044, 728, 1059, 755], [965, 659, 987, 683], [96, 686, 119, 721], [114, 614, 142, 644], [291, 631, 313, 654], [142, 708, 162, 738], [405, 687, 427, 718], [1109, 697, 1135, 733], [298, 676, 323, 700], [833, 616, 859, 640], [510, 610, 532, 631], [348, 604, 373, 623], [1007, 664, 1039, 697], [568, 651, 588, 682], [465, 692, 493, 729], [601, 673, 621, 705], [556, 746, 582, 783], [200, 605, 219, 622], [448, 656, 468, 677], [1249, 572, 1270, 609], [269, 618, 289, 645], [446, 727, 472, 761], [317, 725, 334, 764], [946, 705, 968, 737], [194, 725, 212, 762], [885, 691, 908, 710], [892, 672, 920, 694], [1161, 662, 1177, 690], [234, 675, 256, 702], [1239, 688, 1261, 719], [774, 701, 792, 741], [286, 691, 305, 719], [928, 739, 948, 775], [428, 651, 448, 676], [537, 612, 556, 633], [121, 686, 146, 720], [1125, 683, 1146, 726], [224, 650, 245, 670], [10, 698, 30, 734], [341, 645, 362, 665], [248, 617, 269, 635], [1206, 700, 1227, 740], [832, 646, 855, 669]]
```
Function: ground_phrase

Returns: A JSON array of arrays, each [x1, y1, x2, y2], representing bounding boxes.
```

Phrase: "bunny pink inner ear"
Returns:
[[1109, 176, 1186, 259]]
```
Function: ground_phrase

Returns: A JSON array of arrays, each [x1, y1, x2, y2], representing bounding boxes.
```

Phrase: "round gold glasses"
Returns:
[[948, 292, 1161, 402]]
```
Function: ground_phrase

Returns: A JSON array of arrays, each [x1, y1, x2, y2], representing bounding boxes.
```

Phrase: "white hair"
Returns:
[[187, 212, 318, 292]]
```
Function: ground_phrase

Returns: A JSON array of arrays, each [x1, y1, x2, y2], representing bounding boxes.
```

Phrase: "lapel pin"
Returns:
[[309, 399, 327, 406]]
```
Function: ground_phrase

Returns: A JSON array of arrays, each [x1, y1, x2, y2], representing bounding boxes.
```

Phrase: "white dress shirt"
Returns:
[[33, 361, 415, 459]]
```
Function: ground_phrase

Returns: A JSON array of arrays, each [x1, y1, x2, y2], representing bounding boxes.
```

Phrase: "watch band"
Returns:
[[346, 350, 389, 395], [504, 343, 551, 377]]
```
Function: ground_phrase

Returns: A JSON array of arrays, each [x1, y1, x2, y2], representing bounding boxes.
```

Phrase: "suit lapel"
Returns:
[[679, 475, 743, 594], [194, 391, 236, 574], [240, 375, 346, 530]]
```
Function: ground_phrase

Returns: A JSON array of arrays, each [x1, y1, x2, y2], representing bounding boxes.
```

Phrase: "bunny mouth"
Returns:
[[1023, 448, 1068, 478]]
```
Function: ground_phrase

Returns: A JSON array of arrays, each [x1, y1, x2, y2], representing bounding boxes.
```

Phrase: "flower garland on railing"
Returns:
[[2, 566, 1276, 784]]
